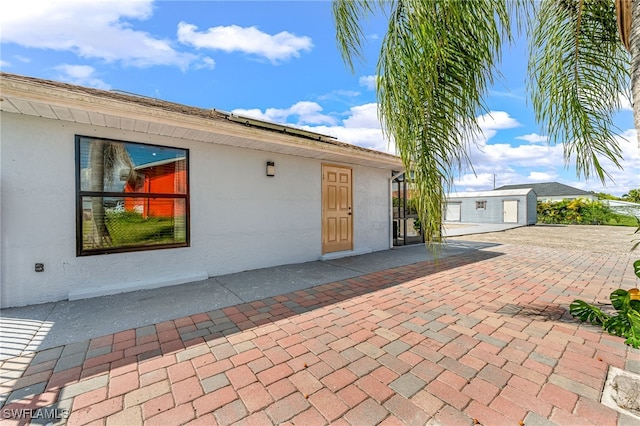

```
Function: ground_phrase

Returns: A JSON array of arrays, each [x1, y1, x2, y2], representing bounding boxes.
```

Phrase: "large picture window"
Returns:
[[76, 136, 189, 255]]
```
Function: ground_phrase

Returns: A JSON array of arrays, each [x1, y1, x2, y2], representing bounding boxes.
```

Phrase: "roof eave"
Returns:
[[0, 73, 403, 171]]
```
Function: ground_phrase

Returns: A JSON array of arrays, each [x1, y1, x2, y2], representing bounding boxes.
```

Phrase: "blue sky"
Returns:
[[2, 0, 638, 196]]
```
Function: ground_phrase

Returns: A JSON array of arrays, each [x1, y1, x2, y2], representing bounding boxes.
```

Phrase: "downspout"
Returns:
[[389, 171, 406, 249]]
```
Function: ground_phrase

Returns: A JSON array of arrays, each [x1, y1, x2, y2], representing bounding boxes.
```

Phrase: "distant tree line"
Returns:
[[593, 188, 640, 203]]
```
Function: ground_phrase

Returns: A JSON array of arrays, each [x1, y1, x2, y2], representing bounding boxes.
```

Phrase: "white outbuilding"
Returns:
[[445, 189, 537, 225]]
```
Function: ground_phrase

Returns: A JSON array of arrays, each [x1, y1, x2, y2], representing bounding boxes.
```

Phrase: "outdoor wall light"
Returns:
[[266, 161, 275, 177]]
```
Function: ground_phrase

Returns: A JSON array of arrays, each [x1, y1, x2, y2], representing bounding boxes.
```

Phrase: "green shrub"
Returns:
[[537, 199, 635, 226], [569, 218, 640, 348], [570, 285, 640, 348]]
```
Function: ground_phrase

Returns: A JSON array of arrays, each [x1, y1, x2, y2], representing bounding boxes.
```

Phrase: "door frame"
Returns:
[[503, 199, 519, 223], [321, 163, 353, 254], [445, 202, 462, 222]]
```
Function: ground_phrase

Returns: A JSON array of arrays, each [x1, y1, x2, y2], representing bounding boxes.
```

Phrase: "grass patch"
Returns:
[[84, 211, 184, 249], [106, 212, 178, 246]]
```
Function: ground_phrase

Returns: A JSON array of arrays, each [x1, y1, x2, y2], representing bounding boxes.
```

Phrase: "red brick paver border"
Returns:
[[2, 245, 639, 425]]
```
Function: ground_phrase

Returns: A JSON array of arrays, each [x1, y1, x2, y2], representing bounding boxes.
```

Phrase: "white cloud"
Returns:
[[618, 92, 633, 112], [476, 111, 520, 132], [342, 103, 380, 128], [307, 125, 391, 153], [488, 89, 526, 101], [177, 22, 312, 63], [231, 108, 271, 121], [473, 111, 521, 143], [54, 64, 110, 89], [288, 102, 336, 125], [471, 142, 565, 169], [333, 90, 360, 97], [194, 57, 216, 70], [453, 173, 496, 189], [0, 60, 10, 68], [311, 106, 636, 196], [516, 133, 548, 144], [233, 101, 638, 196], [456, 127, 640, 196], [317, 90, 360, 102], [527, 171, 558, 181], [232, 101, 336, 126], [453, 169, 558, 192], [453, 111, 562, 191], [454, 142, 564, 191], [0, 0, 207, 69], [302, 103, 393, 153], [359, 75, 377, 91], [580, 129, 640, 195], [231, 102, 390, 151]]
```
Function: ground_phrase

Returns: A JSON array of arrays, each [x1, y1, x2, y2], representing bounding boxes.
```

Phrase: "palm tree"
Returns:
[[623, 188, 640, 202], [86, 140, 136, 248], [333, 0, 634, 243]]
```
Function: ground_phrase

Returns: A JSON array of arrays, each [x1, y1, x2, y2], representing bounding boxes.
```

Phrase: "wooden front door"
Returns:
[[322, 164, 353, 254]]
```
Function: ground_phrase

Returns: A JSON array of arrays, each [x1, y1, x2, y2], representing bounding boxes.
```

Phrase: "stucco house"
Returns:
[[495, 182, 597, 202], [0, 72, 403, 308]]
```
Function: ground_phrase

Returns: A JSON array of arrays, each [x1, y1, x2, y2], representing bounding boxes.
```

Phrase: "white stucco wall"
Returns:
[[1, 113, 392, 307], [446, 190, 537, 225]]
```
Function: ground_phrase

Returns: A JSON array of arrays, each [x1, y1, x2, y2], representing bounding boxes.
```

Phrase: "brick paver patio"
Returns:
[[1, 244, 639, 425]]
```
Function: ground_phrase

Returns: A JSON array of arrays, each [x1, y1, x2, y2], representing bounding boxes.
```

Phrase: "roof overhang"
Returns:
[[0, 73, 403, 171], [447, 188, 534, 198]]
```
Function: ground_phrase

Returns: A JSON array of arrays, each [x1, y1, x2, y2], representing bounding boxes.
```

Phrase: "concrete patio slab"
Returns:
[[1, 238, 640, 425], [442, 222, 525, 237], [1, 244, 452, 356]]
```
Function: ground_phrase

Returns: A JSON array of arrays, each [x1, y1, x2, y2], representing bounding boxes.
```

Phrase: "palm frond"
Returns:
[[332, 0, 379, 72], [333, 1, 537, 245], [376, 0, 516, 243], [529, 0, 629, 183]]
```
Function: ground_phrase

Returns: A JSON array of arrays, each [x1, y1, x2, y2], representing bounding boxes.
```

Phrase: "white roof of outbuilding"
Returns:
[[447, 188, 534, 198]]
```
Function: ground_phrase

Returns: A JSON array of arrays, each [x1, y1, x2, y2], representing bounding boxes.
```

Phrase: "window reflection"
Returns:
[[77, 136, 189, 255]]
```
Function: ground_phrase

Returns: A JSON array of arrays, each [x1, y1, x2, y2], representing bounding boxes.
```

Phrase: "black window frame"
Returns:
[[75, 135, 190, 256], [475, 201, 487, 210]]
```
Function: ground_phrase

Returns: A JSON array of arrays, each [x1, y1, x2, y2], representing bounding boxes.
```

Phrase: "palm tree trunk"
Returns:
[[630, 0, 640, 147], [89, 140, 112, 247]]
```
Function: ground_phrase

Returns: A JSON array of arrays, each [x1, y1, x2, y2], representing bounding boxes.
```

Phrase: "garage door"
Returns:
[[445, 203, 461, 221]]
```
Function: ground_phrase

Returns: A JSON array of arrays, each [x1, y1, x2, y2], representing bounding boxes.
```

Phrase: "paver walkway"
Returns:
[[1, 244, 639, 425]]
